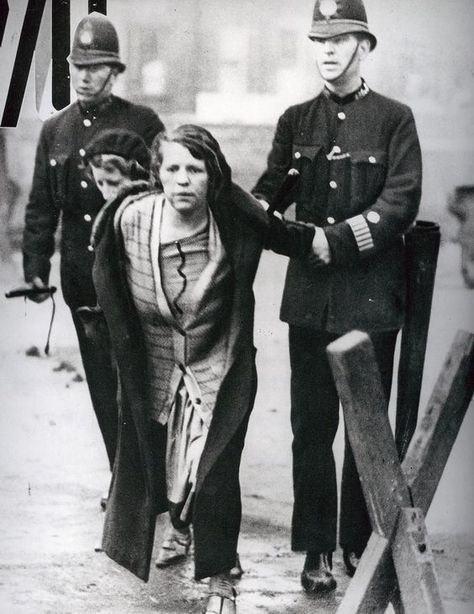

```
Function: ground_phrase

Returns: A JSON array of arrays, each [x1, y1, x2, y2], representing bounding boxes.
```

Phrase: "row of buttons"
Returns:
[[51, 127, 94, 252], [49, 157, 94, 229], [49, 148, 87, 168]]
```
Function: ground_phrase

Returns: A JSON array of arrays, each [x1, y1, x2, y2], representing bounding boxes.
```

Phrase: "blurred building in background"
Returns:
[[1, 0, 474, 248]]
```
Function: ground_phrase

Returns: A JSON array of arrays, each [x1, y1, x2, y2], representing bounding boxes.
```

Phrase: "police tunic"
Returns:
[[23, 95, 164, 309], [253, 82, 422, 333]]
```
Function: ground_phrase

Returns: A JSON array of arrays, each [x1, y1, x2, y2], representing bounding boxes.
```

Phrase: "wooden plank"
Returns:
[[327, 331, 412, 537], [337, 533, 404, 614], [404, 330, 474, 511], [328, 331, 411, 614], [334, 330, 474, 613], [392, 508, 445, 614]]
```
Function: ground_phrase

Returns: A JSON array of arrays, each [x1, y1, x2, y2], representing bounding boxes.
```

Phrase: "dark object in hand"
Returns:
[[395, 220, 440, 460], [268, 168, 300, 214], [5, 285, 57, 299]]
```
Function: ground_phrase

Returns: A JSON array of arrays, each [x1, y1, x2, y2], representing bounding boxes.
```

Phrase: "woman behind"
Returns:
[[77, 128, 152, 510], [91, 125, 314, 613]]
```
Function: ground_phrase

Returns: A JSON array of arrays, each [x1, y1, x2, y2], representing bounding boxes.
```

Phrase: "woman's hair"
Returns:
[[84, 128, 151, 182], [86, 153, 149, 182], [150, 124, 231, 204]]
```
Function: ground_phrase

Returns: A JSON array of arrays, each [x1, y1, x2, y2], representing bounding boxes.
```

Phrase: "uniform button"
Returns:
[[87, 245, 94, 252], [79, 148, 86, 157], [327, 216, 335, 224], [80, 180, 88, 189], [367, 211, 380, 224], [83, 214, 92, 222], [333, 145, 341, 154], [368, 155, 377, 163], [337, 111, 346, 120], [49, 158, 57, 167], [329, 180, 338, 189], [195, 398, 202, 405], [294, 151, 301, 159], [83, 118, 92, 127]]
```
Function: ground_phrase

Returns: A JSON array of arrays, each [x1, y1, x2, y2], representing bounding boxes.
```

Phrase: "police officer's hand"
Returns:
[[27, 277, 51, 303], [310, 227, 331, 265]]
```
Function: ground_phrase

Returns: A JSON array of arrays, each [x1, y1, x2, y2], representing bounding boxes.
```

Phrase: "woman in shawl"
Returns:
[[91, 124, 315, 613]]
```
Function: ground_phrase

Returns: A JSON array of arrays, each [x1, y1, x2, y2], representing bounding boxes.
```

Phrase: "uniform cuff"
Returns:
[[346, 215, 374, 253]]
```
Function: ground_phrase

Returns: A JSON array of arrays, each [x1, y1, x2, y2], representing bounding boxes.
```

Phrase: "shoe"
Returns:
[[204, 574, 237, 614], [155, 525, 191, 567], [229, 553, 243, 579], [343, 549, 361, 577], [300, 552, 336, 593]]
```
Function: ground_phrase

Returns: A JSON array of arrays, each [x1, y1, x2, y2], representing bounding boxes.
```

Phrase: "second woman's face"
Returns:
[[91, 164, 129, 201], [159, 142, 209, 217]]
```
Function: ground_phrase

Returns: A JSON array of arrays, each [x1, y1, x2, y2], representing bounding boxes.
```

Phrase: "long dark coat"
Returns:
[[91, 182, 314, 582]]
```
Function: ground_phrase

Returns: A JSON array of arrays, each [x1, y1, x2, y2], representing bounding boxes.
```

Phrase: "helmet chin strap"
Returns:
[[327, 39, 361, 88], [97, 67, 115, 97], [80, 66, 115, 108]]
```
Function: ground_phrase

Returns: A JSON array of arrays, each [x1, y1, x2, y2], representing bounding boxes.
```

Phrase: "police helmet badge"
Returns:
[[319, 0, 338, 19], [309, 0, 377, 49], [79, 25, 93, 47]]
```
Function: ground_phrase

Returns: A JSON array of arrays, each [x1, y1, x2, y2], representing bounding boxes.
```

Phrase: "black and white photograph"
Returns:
[[0, 1, 473, 612]]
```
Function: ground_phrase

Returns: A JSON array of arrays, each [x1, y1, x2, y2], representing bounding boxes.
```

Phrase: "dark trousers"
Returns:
[[71, 310, 118, 470], [193, 411, 250, 580], [289, 326, 398, 556]]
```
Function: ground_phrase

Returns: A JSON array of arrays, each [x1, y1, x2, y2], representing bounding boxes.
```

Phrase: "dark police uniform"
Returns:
[[253, 82, 422, 557], [23, 95, 164, 468]]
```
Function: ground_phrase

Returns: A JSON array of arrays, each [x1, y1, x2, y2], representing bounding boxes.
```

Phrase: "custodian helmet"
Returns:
[[67, 12, 126, 72], [308, 0, 377, 50]]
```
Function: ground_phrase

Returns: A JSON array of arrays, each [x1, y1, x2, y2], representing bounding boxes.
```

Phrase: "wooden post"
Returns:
[[404, 329, 474, 511], [326, 331, 411, 535], [337, 533, 403, 614], [392, 508, 444, 614], [327, 330, 473, 613]]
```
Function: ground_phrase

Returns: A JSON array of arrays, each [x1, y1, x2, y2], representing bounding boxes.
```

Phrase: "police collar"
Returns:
[[78, 95, 113, 117], [323, 78, 370, 105]]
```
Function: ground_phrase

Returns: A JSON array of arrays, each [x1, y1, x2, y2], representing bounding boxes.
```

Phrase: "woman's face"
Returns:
[[91, 161, 129, 201], [159, 141, 209, 218]]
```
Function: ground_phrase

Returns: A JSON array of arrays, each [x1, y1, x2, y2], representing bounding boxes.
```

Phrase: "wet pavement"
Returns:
[[0, 244, 473, 613]]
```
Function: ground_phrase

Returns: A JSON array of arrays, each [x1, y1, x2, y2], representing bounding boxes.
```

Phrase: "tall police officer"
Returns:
[[253, 0, 422, 593], [23, 13, 164, 477]]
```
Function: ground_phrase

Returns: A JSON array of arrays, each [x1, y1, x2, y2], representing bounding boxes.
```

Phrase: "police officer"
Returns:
[[23, 13, 164, 478], [253, 0, 422, 592]]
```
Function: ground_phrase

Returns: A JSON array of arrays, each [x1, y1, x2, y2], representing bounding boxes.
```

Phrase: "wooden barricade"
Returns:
[[327, 329, 474, 614]]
